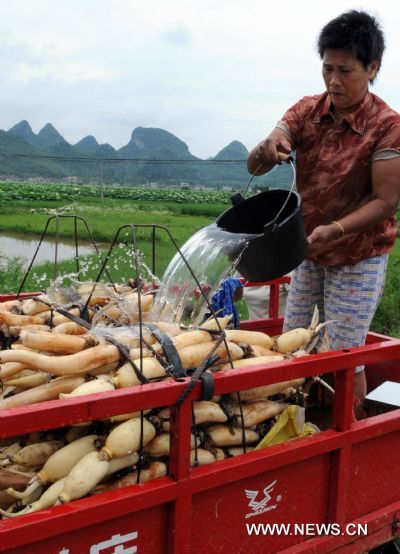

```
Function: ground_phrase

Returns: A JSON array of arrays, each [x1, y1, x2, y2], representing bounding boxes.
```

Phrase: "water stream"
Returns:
[[150, 223, 257, 326]]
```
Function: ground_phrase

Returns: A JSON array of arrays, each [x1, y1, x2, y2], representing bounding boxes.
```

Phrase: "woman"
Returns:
[[247, 10, 400, 416]]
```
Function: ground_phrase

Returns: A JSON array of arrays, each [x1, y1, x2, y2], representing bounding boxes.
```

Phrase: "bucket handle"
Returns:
[[267, 158, 297, 232], [230, 157, 297, 232]]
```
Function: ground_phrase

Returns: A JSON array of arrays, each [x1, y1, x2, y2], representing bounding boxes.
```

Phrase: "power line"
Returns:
[[0, 152, 247, 164]]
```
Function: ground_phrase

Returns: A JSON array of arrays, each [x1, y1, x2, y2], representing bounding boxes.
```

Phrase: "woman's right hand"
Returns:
[[257, 135, 292, 166], [247, 128, 292, 174]]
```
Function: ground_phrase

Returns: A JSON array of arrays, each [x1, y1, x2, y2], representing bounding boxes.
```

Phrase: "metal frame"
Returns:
[[16, 214, 112, 295]]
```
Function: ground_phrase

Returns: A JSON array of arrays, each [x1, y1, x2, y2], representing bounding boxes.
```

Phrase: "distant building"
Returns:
[[62, 176, 80, 184], [0, 174, 21, 181], [180, 182, 190, 190]]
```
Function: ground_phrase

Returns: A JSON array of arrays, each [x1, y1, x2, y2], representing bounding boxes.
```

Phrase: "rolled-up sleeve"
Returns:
[[278, 96, 316, 146]]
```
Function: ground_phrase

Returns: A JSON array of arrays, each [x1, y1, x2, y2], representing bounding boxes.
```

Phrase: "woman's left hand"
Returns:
[[307, 223, 343, 250]]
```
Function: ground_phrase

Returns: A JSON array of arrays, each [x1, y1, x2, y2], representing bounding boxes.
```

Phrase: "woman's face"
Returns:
[[322, 49, 378, 115]]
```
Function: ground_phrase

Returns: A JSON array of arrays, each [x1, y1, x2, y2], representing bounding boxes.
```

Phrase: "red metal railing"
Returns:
[[1, 286, 400, 553]]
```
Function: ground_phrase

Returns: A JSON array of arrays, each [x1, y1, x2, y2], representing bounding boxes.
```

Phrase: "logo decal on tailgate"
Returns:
[[244, 480, 282, 518]]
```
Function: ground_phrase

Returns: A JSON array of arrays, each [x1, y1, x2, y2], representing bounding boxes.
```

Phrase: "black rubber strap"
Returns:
[[27, 297, 92, 330], [143, 324, 183, 378], [102, 336, 149, 385], [199, 372, 215, 401], [175, 334, 224, 406]]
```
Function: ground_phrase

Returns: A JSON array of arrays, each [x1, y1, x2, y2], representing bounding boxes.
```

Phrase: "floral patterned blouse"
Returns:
[[278, 91, 400, 266]]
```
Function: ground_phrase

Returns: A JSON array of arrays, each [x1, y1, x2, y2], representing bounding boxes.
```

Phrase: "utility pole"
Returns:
[[99, 159, 104, 203]]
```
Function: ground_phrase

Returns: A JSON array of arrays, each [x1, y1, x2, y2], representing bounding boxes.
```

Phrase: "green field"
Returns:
[[0, 181, 233, 207], [0, 190, 230, 292], [0, 183, 398, 337]]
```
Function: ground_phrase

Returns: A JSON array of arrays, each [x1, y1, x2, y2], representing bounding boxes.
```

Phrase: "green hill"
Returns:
[[0, 130, 69, 178], [8, 120, 37, 146], [119, 127, 198, 160], [1, 121, 294, 189], [35, 123, 67, 148], [214, 140, 248, 161], [74, 135, 100, 154]]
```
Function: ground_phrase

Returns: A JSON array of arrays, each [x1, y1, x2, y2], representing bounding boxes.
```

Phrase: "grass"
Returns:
[[0, 255, 27, 294], [370, 238, 400, 337], [0, 201, 220, 244]]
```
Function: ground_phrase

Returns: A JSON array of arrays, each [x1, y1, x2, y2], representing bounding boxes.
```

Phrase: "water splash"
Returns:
[[45, 273, 83, 309], [36, 241, 159, 320]]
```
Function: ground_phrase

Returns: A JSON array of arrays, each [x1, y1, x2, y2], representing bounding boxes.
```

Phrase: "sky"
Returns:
[[1, 0, 399, 159]]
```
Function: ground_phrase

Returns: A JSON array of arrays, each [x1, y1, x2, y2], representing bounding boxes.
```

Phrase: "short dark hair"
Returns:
[[317, 11, 385, 82]]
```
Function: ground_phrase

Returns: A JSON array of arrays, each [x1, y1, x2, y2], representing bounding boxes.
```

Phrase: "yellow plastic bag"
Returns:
[[255, 405, 319, 449]]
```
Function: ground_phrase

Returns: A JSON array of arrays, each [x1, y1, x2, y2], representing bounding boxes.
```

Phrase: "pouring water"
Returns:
[[150, 223, 257, 326]]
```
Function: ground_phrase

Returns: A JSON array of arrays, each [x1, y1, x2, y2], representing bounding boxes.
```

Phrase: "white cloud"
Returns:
[[0, 0, 399, 157], [161, 23, 192, 46]]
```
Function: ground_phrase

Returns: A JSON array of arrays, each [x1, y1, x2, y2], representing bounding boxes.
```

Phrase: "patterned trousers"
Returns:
[[283, 255, 388, 372]]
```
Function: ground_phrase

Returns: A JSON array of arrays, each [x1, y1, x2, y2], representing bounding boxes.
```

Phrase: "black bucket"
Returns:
[[216, 188, 308, 281]]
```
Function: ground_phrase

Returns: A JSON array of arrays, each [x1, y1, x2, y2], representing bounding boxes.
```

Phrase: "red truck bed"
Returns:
[[0, 290, 399, 553]]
